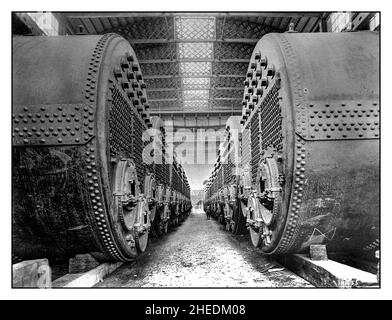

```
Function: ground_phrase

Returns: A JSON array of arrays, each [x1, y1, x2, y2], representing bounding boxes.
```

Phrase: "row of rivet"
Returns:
[[311, 110, 379, 116], [279, 137, 306, 249], [13, 29, 106, 145], [85, 34, 123, 261], [110, 43, 190, 226], [275, 34, 307, 253], [112, 51, 152, 129], [12, 104, 93, 145], [241, 49, 276, 126], [308, 106, 379, 139], [85, 142, 121, 260]]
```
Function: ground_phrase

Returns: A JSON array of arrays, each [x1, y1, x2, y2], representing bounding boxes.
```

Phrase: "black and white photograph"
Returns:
[[4, 3, 388, 301]]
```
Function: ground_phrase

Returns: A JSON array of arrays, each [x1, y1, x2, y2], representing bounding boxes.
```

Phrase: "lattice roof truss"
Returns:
[[60, 12, 325, 115]]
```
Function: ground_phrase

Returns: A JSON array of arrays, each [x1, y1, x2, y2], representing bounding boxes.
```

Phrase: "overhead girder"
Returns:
[[63, 12, 323, 19]]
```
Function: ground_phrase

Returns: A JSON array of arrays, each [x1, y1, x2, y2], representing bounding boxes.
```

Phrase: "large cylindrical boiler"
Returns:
[[239, 31, 379, 259], [12, 34, 155, 262]]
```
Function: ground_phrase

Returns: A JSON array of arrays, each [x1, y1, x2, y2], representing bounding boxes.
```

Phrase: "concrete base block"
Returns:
[[278, 254, 378, 288], [52, 262, 123, 288], [13, 258, 51, 288]]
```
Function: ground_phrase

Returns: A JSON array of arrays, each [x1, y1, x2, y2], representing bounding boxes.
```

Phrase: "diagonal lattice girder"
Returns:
[[212, 61, 248, 75], [213, 42, 254, 60], [110, 17, 174, 39], [133, 43, 177, 60], [215, 17, 277, 39], [147, 90, 180, 100], [211, 76, 245, 88], [175, 16, 216, 40], [183, 90, 210, 100], [210, 88, 243, 99], [178, 42, 213, 59], [183, 100, 211, 112], [140, 62, 179, 76], [145, 77, 181, 89], [182, 77, 210, 90], [179, 62, 212, 76]]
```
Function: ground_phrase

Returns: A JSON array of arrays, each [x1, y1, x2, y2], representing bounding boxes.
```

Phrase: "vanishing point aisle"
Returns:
[[95, 209, 312, 287]]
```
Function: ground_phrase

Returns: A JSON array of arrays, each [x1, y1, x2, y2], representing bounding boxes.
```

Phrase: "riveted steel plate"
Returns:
[[297, 100, 380, 140], [12, 104, 95, 146]]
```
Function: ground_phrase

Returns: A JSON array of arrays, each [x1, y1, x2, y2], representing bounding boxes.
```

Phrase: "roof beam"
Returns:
[[148, 87, 243, 92], [52, 12, 77, 34], [150, 110, 241, 115], [302, 16, 319, 32], [214, 97, 242, 101], [140, 58, 249, 64], [172, 124, 225, 129], [148, 88, 184, 92], [149, 98, 178, 102], [149, 98, 242, 102], [129, 38, 258, 44], [63, 12, 322, 19], [144, 74, 245, 79], [351, 12, 372, 30]]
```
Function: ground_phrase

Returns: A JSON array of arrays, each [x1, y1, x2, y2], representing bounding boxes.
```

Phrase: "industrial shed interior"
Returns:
[[12, 12, 380, 288]]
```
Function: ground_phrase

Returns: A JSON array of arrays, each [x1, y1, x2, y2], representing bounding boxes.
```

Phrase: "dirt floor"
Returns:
[[95, 208, 312, 288]]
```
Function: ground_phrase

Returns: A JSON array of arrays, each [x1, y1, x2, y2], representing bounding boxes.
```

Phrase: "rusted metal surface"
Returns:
[[205, 31, 379, 261], [12, 34, 191, 262]]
